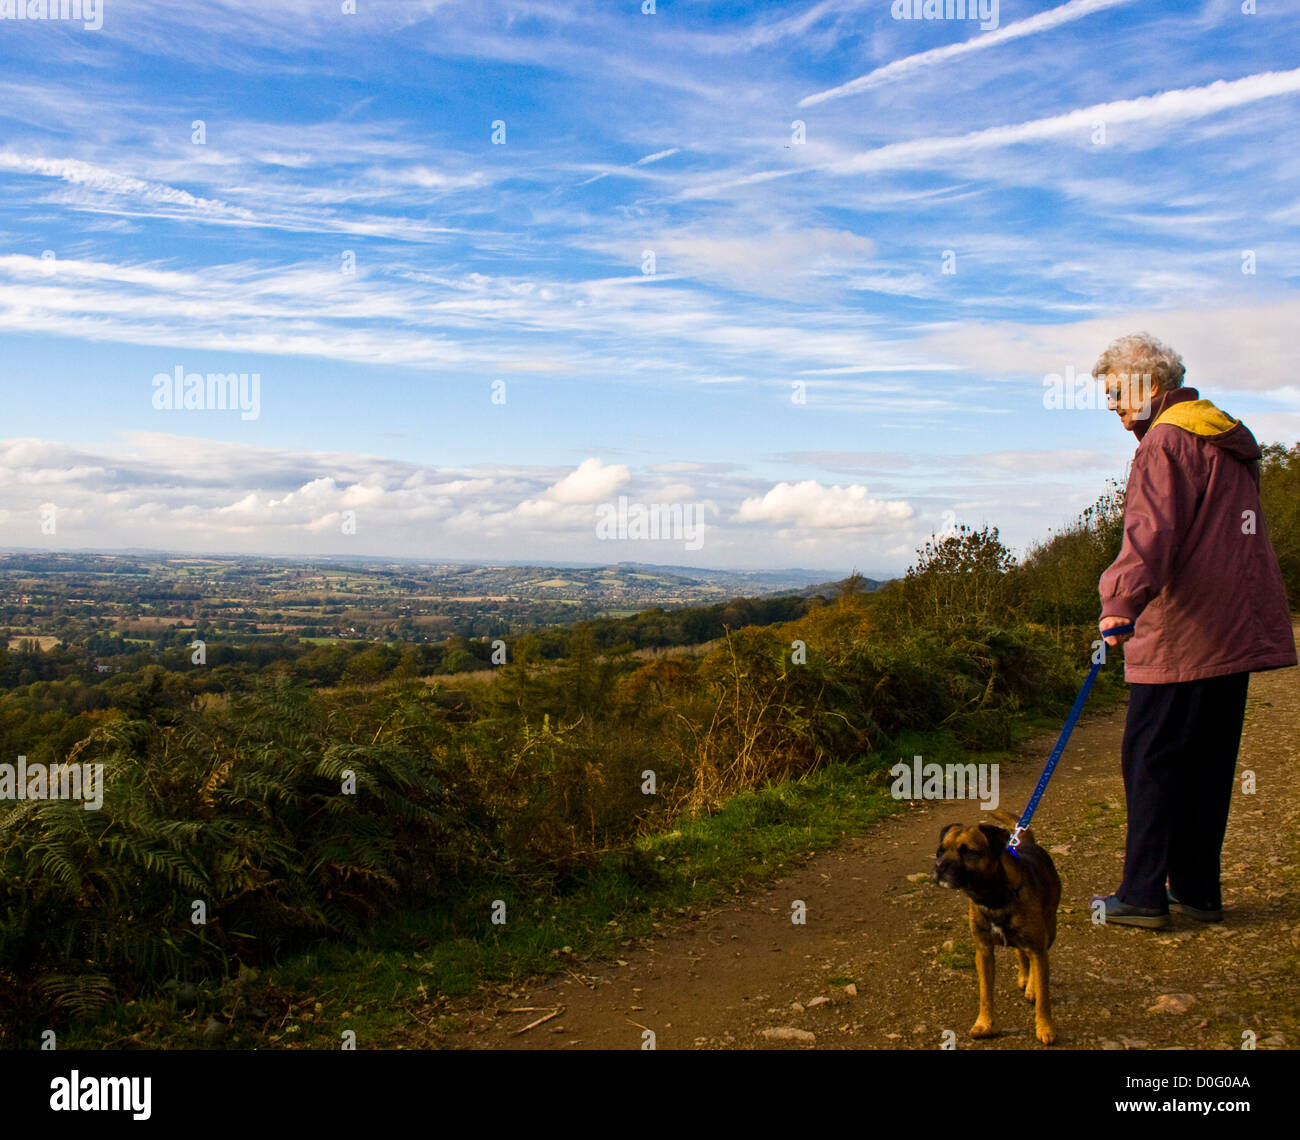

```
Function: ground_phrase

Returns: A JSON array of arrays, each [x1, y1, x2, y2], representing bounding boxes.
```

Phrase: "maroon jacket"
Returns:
[[1099, 386, 1297, 684]]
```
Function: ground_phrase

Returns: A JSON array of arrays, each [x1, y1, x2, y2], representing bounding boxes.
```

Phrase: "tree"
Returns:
[[1260, 442, 1300, 607], [1011, 478, 1127, 638], [897, 524, 1016, 632]]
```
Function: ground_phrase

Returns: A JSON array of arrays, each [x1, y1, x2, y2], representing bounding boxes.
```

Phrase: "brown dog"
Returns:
[[933, 810, 1061, 1044]]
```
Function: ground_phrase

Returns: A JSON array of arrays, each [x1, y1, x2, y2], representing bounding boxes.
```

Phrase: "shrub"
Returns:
[[878, 524, 1016, 635], [1260, 442, 1300, 607], [0, 679, 471, 1031], [1011, 480, 1126, 638]]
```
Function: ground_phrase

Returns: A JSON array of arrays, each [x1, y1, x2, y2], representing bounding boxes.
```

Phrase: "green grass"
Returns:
[[938, 941, 975, 970]]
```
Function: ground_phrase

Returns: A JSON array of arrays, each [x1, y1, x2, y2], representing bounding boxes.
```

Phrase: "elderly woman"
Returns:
[[1092, 333, 1295, 928]]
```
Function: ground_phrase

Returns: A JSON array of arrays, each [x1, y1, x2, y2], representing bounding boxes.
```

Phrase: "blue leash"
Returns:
[[1007, 623, 1135, 856]]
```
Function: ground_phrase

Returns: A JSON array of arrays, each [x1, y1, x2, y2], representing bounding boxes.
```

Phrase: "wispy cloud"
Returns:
[[799, 0, 1137, 106], [692, 68, 1300, 197]]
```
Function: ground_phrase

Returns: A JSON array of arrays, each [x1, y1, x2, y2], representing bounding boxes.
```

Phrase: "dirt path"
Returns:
[[441, 639, 1299, 1051]]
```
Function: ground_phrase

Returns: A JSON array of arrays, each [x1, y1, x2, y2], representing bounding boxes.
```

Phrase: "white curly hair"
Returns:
[[1091, 332, 1185, 392]]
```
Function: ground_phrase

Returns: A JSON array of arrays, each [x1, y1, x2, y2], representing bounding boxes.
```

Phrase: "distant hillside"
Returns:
[[606, 561, 863, 594], [0, 548, 876, 598], [782, 574, 889, 599], [0, 552, 881, 657]]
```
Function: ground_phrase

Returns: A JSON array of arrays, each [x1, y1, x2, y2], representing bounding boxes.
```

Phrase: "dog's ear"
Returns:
[[979, 824, 1009, 857], [938, 823, 962, 847]]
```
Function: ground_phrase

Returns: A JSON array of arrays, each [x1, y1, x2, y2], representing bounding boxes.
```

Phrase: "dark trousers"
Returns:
[[1118, 671, 1250, 910]]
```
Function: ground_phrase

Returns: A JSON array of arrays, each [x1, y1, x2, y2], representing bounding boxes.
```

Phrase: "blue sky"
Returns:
[[1, 0, 1297, 574]]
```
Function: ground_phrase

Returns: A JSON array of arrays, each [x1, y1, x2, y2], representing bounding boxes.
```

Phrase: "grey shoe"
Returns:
[[1167, 890, 1223, 922], [1091, 893, 1171, 929]]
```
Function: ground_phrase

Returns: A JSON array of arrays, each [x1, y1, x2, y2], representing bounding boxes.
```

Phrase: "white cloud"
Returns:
[[645, 482, 696, 502], [644, 226, 876, 296], [734, 481, 914, 530], [917, 298, 1300, 394], [967, 449, 1112, 474], [541, 458, 631, 504], [1246, 413, 1300, 445]]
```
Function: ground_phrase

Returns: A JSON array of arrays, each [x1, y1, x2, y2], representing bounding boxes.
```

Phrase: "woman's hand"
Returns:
[[1100, 615, 1134, 647]]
